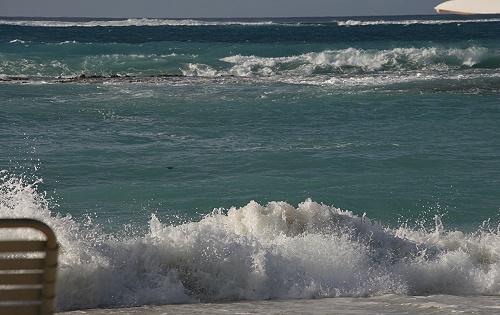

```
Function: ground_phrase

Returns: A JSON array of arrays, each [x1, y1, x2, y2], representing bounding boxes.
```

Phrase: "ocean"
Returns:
[[1, 14, 499, 314]]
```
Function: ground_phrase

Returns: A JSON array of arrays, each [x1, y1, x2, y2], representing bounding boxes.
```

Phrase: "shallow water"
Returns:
[[59, 295, 500, 315]]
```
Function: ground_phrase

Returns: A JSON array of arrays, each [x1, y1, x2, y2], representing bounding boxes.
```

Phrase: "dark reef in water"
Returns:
[[58, 73, 186, 83], [0, 76, 29, 82], [0, 73, 252, 85]]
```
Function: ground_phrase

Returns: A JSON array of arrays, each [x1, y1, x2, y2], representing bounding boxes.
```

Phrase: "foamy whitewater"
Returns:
[[1, 14, 499, 314], [3, 172, 500, 311]]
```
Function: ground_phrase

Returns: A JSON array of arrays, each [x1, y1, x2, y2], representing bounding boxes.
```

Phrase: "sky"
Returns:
[[1, 0, 444, 18]]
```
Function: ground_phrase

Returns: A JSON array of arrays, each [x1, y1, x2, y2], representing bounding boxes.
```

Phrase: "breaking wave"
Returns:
[[215, 46, 495, 76], [2, 171, 500, 311], [337, 18, 500, 27], [1, 44, 498, 91], [2, 17, 500, 28], [0, 18, 275, 27]]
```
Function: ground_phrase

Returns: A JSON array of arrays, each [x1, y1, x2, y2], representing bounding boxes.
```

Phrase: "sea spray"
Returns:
[[2, 171, 500, 311]]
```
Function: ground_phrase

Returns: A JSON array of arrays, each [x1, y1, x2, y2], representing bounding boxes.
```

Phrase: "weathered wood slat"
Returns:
[[0, 273, 43, 285], [0, 288, 41, 301], [0, 258, 44, 270], [0, 241, 46, 252]]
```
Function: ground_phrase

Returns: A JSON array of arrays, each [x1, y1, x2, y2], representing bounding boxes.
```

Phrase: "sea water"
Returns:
[[1, 15, 499, 314]]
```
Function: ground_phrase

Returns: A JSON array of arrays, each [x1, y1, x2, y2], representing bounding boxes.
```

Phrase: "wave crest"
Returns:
[[216, 46, 493, 77], [2, 171, 500, 311], [0, 18, 275, 28], [337, 18, 500, 27]]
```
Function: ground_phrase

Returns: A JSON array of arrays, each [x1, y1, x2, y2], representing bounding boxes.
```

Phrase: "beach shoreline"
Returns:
[[58, 295, 500, 314]]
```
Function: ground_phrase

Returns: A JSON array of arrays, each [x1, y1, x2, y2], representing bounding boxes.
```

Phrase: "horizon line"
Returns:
[[0, 13, 448, 20]]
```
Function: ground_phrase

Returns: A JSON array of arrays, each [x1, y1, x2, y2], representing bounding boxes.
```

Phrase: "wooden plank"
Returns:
[[0, 219, 58, 315], [0, 241, 46, 253], [0, 259, 44, 270], [0, 273, 43, 285], [0, 304, 40, 315], [0, 219, 58, 250], [0, 288, 41, 301]]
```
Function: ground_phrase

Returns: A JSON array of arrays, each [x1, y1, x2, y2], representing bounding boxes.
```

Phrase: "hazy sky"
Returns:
[[1, 0, 444, 18]]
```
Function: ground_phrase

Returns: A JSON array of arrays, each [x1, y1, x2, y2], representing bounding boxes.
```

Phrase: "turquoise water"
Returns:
[[3, 83, 498, 230], [1, 15, 500, 312]]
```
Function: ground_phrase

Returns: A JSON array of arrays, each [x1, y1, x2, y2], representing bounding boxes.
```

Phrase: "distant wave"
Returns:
[[0, 18, 275, 27], [336, 17, 500, 26], [2, 17, 500, 28], [212, 46, 496, 76], [1, 45, 498, 91]]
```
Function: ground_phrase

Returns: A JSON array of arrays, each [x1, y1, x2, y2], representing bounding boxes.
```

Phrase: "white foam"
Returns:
[[0, 18, 275, 28], [2, 17, 500, 28], [337, 18, 500, 27], [180, 63, 219, 77], [8, 39, 27, 44], [2, 171, 500, 311], [0, 44, 494, 85], [216, 46, 492, 78]]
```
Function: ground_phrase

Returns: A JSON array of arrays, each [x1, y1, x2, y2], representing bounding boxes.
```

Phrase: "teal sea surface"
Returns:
[[1, 15, 500, 314]]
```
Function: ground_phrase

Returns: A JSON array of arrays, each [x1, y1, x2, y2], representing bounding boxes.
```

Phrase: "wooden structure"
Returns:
[[0, 219, 59, 315]]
